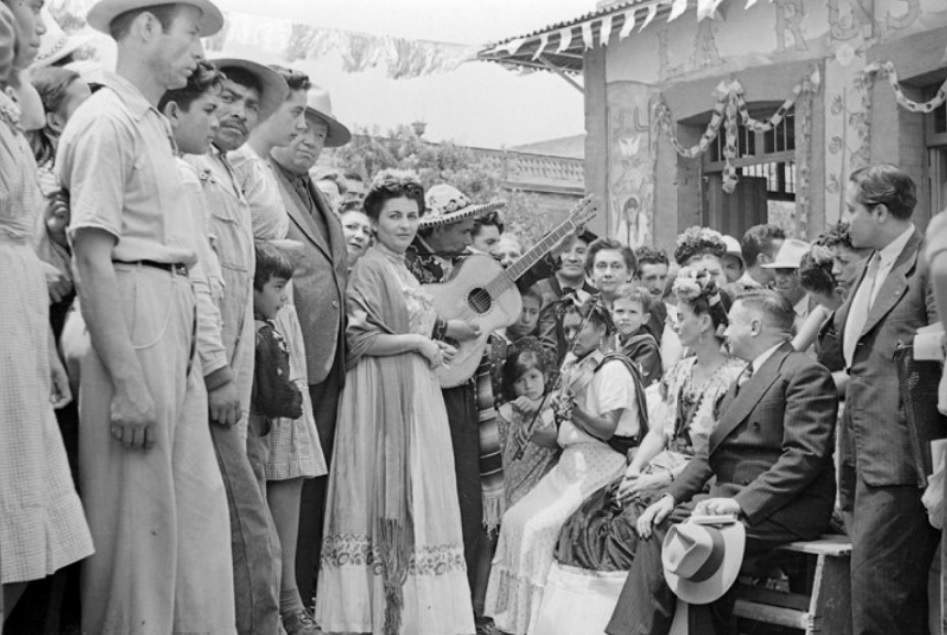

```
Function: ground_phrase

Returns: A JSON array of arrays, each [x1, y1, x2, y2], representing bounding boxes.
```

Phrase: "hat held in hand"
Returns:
[[662, 517, 746, 605]]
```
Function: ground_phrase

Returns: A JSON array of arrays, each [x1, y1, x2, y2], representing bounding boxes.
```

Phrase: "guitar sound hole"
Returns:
[[467, 288, 492, 314]]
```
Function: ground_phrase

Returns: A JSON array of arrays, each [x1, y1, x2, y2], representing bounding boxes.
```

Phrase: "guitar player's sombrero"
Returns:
[[420, 184, 505, 229]]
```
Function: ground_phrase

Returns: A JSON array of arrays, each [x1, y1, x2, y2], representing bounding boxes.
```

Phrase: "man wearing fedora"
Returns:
[[269, 83, 352, 616], [56, 0, 234, 632], [184, 57, 289, 635], [607, 289, 837, 635]]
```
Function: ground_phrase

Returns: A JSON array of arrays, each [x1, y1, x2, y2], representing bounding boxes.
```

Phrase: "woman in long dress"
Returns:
[[315, 173, 474, 635], [0, 1, 93, 619], [484, 299, 645, 635], [532, 269, 744, 635]]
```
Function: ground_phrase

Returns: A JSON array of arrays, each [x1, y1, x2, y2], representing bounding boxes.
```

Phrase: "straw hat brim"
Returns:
[[663, 522, 745, 606], [87, 0, 224, 37], [212, 58, 289, 122], [418, 200, 506, 229], [32, 31, 97, 68], [306, 107, 351, 148]]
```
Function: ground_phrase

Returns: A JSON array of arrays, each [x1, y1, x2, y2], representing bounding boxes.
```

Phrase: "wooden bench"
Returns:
[[733, 534, 852, 634]]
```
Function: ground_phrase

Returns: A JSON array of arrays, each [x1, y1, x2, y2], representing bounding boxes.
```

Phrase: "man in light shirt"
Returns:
[[58, 1, 233, 632], [835, 164, 939, 635]]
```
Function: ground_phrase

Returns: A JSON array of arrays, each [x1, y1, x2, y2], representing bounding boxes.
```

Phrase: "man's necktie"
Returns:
[[735, 363, 753, 395], [843, 253, 881, 368]]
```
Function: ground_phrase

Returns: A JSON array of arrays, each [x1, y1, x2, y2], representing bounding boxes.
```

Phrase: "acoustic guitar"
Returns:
[[425, 195, 598, 387]]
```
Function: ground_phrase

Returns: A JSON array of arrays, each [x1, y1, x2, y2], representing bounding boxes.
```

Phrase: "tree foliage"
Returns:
[[329, 125, 551, 246]]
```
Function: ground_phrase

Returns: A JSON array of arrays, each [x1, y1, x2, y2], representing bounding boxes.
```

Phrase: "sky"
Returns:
[[207, 0, 594, 148]]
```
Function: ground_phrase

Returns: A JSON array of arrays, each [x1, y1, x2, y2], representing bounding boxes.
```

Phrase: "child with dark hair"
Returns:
[[611, 283, 662, 387], [496, 340, 560, 509], [508, 284, 543, 342], [252, 241, 304, 433]]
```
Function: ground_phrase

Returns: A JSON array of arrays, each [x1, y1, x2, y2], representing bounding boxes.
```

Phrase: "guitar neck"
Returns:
[[485, 218, 578, 297]]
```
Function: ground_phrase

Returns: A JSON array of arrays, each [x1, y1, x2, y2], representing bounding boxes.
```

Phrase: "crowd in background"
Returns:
[[2, 1, 946, 635]]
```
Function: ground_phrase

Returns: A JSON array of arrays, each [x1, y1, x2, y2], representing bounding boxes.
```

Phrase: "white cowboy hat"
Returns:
[[761, 238, 811, 270], [420, 183, 505, 229], [211, 57, 289, 122], [33, 7, 97, 68], [304, 85, 350, 148], [87, 0, 224, 37], [662, 518, 746, 605]]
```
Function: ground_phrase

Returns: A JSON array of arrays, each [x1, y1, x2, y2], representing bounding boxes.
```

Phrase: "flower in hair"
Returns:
[[674, 226, 727, 266]]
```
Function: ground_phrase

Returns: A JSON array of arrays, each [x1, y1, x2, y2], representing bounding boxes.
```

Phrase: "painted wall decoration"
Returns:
[[824, 49, 873, 224], [607, 83, 656, 248]]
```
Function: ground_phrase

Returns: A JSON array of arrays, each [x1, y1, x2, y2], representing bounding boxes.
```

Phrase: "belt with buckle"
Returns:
[[113, 260, 189, 276]]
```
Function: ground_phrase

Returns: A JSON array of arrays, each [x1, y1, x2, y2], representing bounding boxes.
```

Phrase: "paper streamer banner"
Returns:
[[49, 1, 476, 79]]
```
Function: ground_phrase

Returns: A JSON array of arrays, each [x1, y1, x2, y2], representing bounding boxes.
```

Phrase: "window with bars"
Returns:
[[703, 109, 796, 200]]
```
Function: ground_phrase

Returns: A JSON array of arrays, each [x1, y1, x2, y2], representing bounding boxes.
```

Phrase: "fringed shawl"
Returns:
[[345, 246, 417, 635]]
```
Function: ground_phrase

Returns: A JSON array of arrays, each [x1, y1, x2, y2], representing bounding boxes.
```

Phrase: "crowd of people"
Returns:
[[1, 1, 946, 635]]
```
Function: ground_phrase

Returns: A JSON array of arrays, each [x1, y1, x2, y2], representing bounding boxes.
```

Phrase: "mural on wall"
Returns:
[[824, 45, 873, 225], [607, 83, 656, 247]]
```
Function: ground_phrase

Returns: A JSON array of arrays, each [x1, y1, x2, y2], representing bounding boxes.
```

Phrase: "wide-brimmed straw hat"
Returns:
[[761, 238, 811, 270], [420, 184, 505, 229], [33, 7, 97, 68], [212, 57, 288, 122], [305, 85, 350, 148], [662, 518, 746, 605], [87, 0, 224, 37]]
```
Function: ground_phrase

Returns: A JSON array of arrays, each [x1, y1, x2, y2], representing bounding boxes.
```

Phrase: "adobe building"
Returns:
[[479, 0, 947, 251]]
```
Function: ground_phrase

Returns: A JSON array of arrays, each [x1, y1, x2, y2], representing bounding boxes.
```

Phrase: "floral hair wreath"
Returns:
[[673, 226, 727, 266], [672, 267, 729, 337]]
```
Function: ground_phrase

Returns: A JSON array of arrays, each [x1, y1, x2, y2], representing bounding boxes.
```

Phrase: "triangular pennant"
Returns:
[[620, 9, 637, 39], [600, 14, 613, 46], [669, 0, 688, 22], [532, 32, 550, 60], [556, 27, 573, 53], [581, 20, 594, 49], [640, 4, 658, 31]]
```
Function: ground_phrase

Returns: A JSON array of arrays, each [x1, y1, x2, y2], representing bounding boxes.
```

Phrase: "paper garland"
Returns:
[[651, 66, 821, 194], [864, 60, 947, 114]]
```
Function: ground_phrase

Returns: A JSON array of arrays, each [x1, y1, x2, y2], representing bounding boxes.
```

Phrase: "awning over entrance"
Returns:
[[477, 0, 753, 74]]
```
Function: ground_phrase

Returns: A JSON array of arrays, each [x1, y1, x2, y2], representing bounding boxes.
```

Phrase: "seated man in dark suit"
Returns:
[[607, 289, 838, 635]]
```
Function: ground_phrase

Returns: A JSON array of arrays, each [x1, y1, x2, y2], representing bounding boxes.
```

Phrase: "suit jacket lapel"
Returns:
[[709, 342, 791, 453], [858, 229, 921, 338], [307, 180, 347, 270], [273, 164, 332, 258]]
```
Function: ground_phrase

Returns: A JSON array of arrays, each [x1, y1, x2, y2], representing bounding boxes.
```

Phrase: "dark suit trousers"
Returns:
[[443, 381, 483, 595], [847, 470, 939, 635], [606, 501, 800, 635], [297, 361, 343, 608]]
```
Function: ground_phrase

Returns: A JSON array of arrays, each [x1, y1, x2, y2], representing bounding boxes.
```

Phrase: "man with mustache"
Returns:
[[268, 84, 352, 613], [56, 0, 233, 632], [182, 57, 289, 635]]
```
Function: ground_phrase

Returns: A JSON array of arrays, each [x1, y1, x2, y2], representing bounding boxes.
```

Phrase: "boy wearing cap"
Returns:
[[56, 1, 233, 633], [269, 84, 351, 612], [181, 58, 289, 634]]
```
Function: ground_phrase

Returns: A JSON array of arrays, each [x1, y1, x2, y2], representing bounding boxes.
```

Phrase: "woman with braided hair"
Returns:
[[484, 297, 646, 635], [531, 268, 744, 635]]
